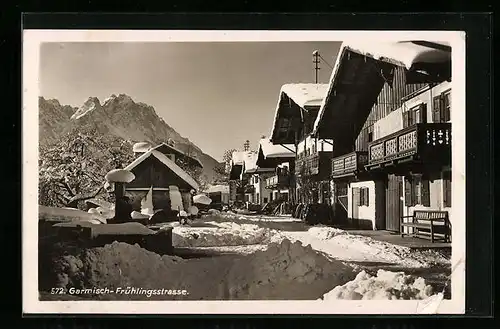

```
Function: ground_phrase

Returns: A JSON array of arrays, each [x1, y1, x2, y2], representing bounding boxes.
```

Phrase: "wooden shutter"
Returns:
[[404, 177, 413, 206], [402, 110, 410, 128], [443, 171, 452, 207], [359, 187, 364, 206], [419, 103, 427, 123], [432, 95, 442, 123], [421, 177, 431, 206], [443, 92, 451, 122], [365, 187, 370, 206]]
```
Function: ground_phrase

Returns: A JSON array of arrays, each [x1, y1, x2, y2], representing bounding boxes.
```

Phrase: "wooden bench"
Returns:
[[400, 210, 451, 243]]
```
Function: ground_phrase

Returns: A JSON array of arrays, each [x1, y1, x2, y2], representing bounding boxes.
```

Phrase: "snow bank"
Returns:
[[321, 270, 435, 300], [273, 226, 449, 268], [172, 222, 275, 247], [44, 239, 355, 300]]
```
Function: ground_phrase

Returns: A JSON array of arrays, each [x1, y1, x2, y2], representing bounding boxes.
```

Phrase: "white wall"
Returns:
[[297, 136, 333, 156], [374, 81, 452, 139], [251, 173, 272, 204], [347, 180, 377, 230]]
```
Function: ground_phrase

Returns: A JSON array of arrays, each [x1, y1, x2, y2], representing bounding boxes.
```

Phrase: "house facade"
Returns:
[[241, 151, 274, 205], [269, 84, 333, 206], [256, 138, 296, 204], [313, 41, 452, 232], [121, 149, 200, 219]]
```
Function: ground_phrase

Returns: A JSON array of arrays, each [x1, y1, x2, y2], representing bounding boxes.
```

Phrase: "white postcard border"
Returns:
[[22, 29, 466, 315]]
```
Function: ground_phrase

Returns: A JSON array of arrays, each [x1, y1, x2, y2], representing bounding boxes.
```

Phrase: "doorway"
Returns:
[[385, 175, 403, 232]]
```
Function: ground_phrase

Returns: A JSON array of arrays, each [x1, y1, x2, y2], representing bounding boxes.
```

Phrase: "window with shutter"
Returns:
[[359, 187, 364, 206], [442, 91, 451, 122], [443, 170, 452, 207], [432, 95, 442, 123], [365, 187, 370, 206], [404, 177, 413, 206], [418, 103, 428, 123], [421, 177, 430, 206], [413, 175, 423, 205]]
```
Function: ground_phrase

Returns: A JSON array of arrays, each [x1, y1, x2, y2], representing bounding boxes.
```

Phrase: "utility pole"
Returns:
[[313, 50, 321, 83]]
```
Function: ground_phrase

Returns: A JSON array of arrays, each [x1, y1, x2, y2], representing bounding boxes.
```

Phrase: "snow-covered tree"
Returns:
[[38, 127, 135, 209], [212, 148, 237, 184]]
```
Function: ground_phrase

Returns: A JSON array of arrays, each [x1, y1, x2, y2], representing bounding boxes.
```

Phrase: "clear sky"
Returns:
[[40, 42, 342, 161]]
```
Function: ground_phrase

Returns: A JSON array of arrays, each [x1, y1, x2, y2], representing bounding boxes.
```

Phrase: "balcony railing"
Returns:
[[331, 151, 369, 178], [243, 185, 255, 193], [294, 152, 333, 178], [265, 174, 290, 189], [366, 123, 451, 169]]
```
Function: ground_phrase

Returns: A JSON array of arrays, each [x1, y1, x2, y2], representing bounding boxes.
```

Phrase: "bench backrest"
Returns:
[[414, 210, 449, 221]]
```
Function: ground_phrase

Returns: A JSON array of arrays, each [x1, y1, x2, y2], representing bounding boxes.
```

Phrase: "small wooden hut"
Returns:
[[120, 149, 199, 220]]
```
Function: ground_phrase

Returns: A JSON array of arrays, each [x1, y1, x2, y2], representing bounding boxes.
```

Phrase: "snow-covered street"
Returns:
[[167, 211, 451, 300], [41, 211, 451, 301]]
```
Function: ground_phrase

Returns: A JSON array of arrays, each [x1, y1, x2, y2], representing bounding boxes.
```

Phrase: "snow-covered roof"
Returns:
[[204, 184, 230, 194], [124, 150, 199, 190], [243, 152, 258, 173], [342, 40, 451, 70], [150, 142, 203, 168], [312, 40, 452, 136], [242, 151, 274, 174], [280, 84, 330, 108], [258, 138, 296, 159], [270, 83, 329, 143], [231, 151, 247, 165]]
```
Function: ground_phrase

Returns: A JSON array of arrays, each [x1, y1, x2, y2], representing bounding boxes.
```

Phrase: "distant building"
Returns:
[[255, 138, 296, 204]]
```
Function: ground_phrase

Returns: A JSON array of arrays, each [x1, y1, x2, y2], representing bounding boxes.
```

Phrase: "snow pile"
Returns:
[[321, 270, 435, 300], [172, 222, 275, 247], [224, 239, 356, 299], [273, 227, 449, 268], [44, 239, 355, 300]]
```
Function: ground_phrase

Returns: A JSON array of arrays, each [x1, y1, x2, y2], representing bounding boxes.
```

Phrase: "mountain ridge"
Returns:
[[38, 94, 222, 182]]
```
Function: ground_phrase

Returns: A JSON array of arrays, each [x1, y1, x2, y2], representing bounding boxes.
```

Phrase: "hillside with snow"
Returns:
[[38, 94, 221, 181]]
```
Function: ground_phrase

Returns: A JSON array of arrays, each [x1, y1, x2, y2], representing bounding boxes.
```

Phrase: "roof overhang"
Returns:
[[269, 84, 328, 145], [312, 41, 452, 143]]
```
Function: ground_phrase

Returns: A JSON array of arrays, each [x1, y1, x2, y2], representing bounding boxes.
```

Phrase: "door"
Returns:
[[385, 175, 403, 231], [352, 187, 360, 228]]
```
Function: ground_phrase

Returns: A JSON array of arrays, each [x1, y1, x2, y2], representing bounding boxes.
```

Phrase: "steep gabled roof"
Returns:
[[313, 41, 452, 140], [242, 151, 274, 175], [269, 83, 329, 145], [124, 150, 199, 190], [150, 142, 203, 168]]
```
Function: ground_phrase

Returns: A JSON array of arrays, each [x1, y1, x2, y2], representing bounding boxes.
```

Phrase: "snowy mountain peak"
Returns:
[[102, 94, 117, 106], [71, 97, 101, 120]]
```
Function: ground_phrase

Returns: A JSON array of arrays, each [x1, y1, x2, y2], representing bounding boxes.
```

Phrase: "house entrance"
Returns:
[[385, 174, 403, 232]]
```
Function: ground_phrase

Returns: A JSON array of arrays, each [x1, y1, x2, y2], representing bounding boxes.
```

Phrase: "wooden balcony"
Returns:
[[366, 123, 451, 171], [265, 174, 290, 189], [295, 152, 333, 178], [331, 151, 369, 179], [243, 185, 255, 193]]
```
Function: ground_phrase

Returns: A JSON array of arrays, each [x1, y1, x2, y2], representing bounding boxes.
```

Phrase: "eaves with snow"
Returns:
[[269, 83, 329, 145], [312, 40, 452, 141], [124, 150, 199, 191], [256, 138, 295, 168]]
